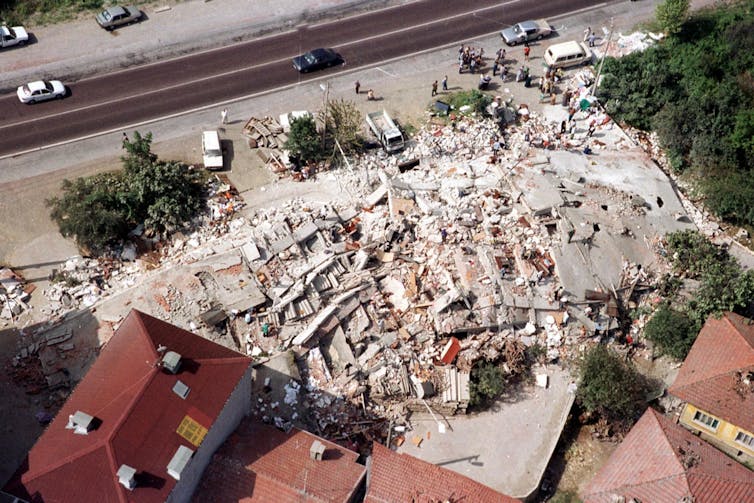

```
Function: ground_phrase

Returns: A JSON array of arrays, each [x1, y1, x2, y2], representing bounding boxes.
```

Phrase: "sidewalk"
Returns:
[[0, 0, 408, 93]]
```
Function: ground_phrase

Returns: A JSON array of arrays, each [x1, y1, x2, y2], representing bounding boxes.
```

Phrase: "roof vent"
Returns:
[[162, 351, 182, 374], [310, 440, 326, 461], [66, 410, 94, 435], [167, 445, 194, 480], [173, 380, 190, 400], [116, 464, 137, 491]]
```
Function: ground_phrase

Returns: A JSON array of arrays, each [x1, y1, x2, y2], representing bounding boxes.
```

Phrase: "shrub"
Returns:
[[445, 89, 492, 116], [284, 115, 324, 163], [469, 361, 505, 406], [643, 304, 696, 359]]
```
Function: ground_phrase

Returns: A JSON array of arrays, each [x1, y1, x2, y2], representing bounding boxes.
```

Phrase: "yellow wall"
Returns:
[[680, 403, 754, 457]]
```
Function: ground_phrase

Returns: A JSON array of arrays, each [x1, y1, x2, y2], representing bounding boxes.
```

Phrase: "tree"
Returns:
[[319, 99, 364, 155], [284, 115, 323, 163], [469, 361, 505, 406], [577, 345, 649, 426], [643, 304, 696, 360], [47, 130, 208, 255], [656, 0, 690, 35]]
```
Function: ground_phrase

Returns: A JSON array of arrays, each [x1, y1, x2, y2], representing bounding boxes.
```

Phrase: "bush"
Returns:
[[643, 304, 696, 359], [656, 0, 690, 35], [445, 89, 492, 116], [319, 99, 364, 155], [284, 115, 324, 163], [469, 361, 505, 406], [577, 345, 649, 426]]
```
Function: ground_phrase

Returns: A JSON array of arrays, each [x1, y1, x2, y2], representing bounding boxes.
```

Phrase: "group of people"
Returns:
[[354, 80, 376, 100], [458, 45, 485, 74]]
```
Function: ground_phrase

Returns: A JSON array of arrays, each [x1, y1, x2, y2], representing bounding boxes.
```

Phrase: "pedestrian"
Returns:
[[524, 74, 532, 88], [587, 120, 596, 137], [567, 107, 576, 122], [367, 89, 375, 100], [588, 32, 596, 47], [516, 66, 524, 82], [583, 26, 591, 42], [355, 80, 361, 94], [538, 76, 545, 92], [501, 65, 509, 82], [431, 80, 438, 97], [562, 90, 571, 107], [469, 58, 476, 74], [523, 43, 530, 62], [221, 108, 228, 125], [442, 75, 448, 91], [560, 120, 567, 135], [459, 61, 464, 74], [121, 132, 129, 148], [492, 58, 499, 76]]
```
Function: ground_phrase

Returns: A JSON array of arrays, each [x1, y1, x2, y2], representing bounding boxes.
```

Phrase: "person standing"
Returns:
[[492, 57, 500, 76], [588, 32, 596, 47], [442, 75, 448, 91], [469, 58, 476, 74], [583, 26, 591, 42], [431, 80, 438, 97], [355, 80, 361, 94], [501, 65, 509, 82], [523, 43, 531, 62], [221, 108, 228, 125]]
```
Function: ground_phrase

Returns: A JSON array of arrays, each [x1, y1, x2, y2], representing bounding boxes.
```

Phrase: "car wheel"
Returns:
[[509, 40, 517, 46], [106, 25, 114, 31], [18, 40, 26, 46], [28, 99, 35, 104], [537, 35, 543, 40]]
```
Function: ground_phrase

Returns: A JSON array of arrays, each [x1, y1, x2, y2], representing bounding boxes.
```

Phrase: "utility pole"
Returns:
[[591, 17, 614, 98], [319, 82, 330, 150]]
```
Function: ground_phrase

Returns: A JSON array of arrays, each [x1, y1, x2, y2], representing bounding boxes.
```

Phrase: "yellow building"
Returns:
[[669, 312, 754, 467]]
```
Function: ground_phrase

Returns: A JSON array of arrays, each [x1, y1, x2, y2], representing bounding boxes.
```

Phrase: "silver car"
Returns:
[[96, 5, 142, 30], [17, 80, 67, 104]]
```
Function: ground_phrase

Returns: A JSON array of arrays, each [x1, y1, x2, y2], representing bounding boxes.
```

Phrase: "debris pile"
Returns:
[[0, 268, 31, 323]]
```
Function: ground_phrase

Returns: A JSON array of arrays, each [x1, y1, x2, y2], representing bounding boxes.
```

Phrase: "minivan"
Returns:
[[202, 131, 224, 170], [543, 41, 592, 69]]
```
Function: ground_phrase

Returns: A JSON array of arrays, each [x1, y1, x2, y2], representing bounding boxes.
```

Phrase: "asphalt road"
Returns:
[[0, 0, 610, 157]]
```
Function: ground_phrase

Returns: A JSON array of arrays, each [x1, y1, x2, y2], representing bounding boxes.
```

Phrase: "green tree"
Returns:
[[284, 115, 324, 163], [47, 130, 208, 255], [577, 345, 649, 425], [656, 0, 690, 35], [469, 361, 506, 406], [643, 304, 696, 359], [319, 99, 364, 155]]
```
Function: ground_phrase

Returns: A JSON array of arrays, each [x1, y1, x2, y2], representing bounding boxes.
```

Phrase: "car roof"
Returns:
[[311, 48, 334, 57], [105, 6, 127, 16], [27, 81, 49, 91], [518, 20, 538, 29]]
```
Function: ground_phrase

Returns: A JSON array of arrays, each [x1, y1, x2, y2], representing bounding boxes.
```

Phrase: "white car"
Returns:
[[0, 25, 28, 48], [17, 80, 67, 104]]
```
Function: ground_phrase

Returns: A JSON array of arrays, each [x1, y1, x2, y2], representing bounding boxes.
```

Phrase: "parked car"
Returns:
[[201, 131, 224, 170], [17, 80, 67, 104], [292, 48, 343, 73], [0, 25, 29, 48], [500, 19, 553, 46], [543, 41, 593, 69], [96, 5, 142, 30]]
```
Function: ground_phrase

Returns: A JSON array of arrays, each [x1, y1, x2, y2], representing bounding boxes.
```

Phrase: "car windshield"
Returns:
[[21, 85, 30, 94], [206, 149, 221, 156], [102, 11, 113, 21], [9, 28, 16, 37], [43, 82, 53, 91], [513, 25, 522, 34], [304, 53, 317, 64]]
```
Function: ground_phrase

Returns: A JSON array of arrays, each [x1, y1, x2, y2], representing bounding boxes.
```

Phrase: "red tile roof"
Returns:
[[192, 420, 366, 502], [365, 443, 518, 503], [3, 310, 251, 503], [581, 408, 754, 503], [669, 312, 754, 433]]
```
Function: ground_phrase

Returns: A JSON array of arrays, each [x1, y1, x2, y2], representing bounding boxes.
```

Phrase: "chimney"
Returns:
[[310, 440, 325, 461], [162, 351, 182, 374], [167, 445, 194, 480], [116, 464, 137, 491], [66, 410, 95, 435]]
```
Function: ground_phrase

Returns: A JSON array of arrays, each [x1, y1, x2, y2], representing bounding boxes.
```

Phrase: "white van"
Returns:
[[543, 41, 592, 69], [202, 130, 224, 170]]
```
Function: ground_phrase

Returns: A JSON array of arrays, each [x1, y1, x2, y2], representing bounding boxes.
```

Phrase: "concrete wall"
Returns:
[[167, 363, 253, 503], [679, 403, 754, 466]]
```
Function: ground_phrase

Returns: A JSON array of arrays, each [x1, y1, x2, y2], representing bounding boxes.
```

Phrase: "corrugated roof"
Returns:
[[193, 419, 366, 502], [365, 443, 518, 503], [3, 310, 251, 503], [669, 312, 754, 433], [582, 408, 754, 503]]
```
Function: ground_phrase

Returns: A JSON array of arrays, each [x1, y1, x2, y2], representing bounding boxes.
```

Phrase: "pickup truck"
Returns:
[[500, 19, 553, 46], [366, 110, 404, 153], [0, 25, 29, 48]]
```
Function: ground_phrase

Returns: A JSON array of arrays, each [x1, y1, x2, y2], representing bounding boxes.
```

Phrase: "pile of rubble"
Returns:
[[0, 268, 31, 324]]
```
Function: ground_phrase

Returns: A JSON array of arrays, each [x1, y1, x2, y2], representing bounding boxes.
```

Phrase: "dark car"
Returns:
[[292, 48, 343, 73]]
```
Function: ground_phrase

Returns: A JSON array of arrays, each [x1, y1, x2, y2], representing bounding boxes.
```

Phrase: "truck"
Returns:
[[1, 25, 29, 48], [366, 110, 404, 153], [500, 19, 553, 46]]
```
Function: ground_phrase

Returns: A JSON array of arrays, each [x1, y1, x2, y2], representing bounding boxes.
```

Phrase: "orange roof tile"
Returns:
[[365, 443, 518, 503], [582, 408, 754, 503], [669, 312, 754, 432], [193, 420, 366, 502], [3, 310, 251, 503]]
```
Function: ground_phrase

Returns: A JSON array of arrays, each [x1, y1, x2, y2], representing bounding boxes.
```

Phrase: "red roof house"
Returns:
[[365, 442, 518, 503], [3, 310, 252, 503], [669, 312, 754, 436], [581, 408, 754, 503], [193, 420, 366, 502]]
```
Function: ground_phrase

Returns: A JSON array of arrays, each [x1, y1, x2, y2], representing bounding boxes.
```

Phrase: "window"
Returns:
[[735, 431, 754, 449], [693, 410, 719, 430]]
